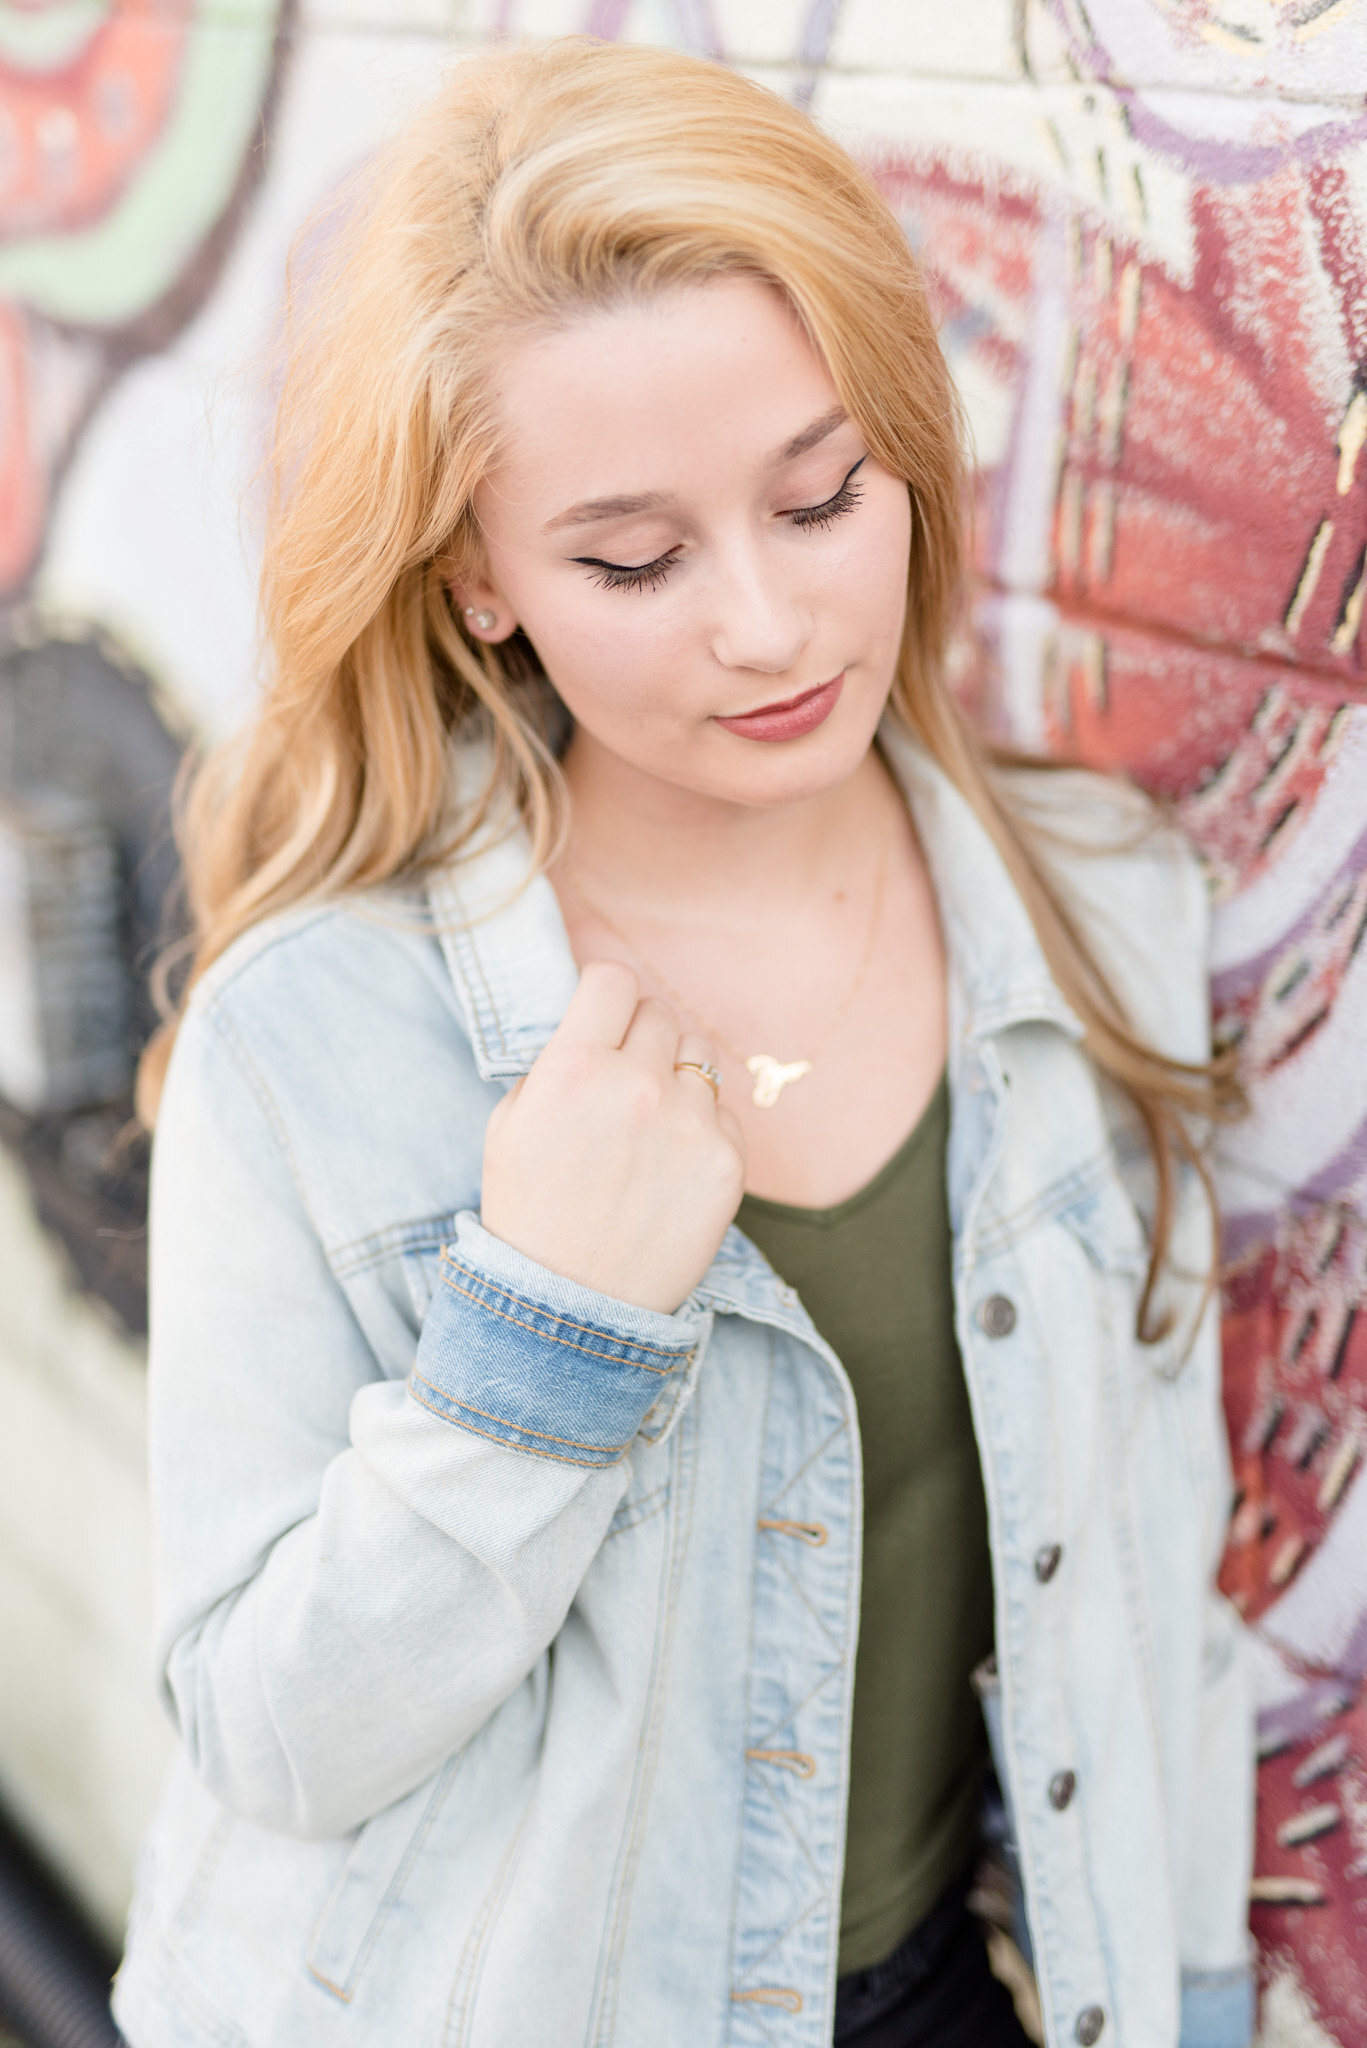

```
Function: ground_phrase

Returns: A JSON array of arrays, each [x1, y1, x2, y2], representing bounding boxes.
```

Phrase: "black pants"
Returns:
[[833, 1874, 1033, 2048]]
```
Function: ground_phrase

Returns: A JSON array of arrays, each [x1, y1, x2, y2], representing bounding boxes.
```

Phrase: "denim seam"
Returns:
[[439, 1261, 689, 1367], [723, 1339, 775, 2038], [748, 1767, 822, 1885], [435, 1281, 681, 1373], [307, 1753, 461, 2004], [735, 1885, 824, 1983], [165, 1810, 233, 1951], [604, 1483, 670, 1537], [204, 1002, 319, 1230], [450, 922, 509, 1062], [252, 1582, 314, 1839], [194, 904, 341, 1006], [439, 1251, 689, 1353], [588, 1408, 697, 2046], [129, 1932, 254, 2048], [757, 1410, 851, 1520], [443, 1805, 532, 2048], [329, 1214, 460, 1278], [1085, 1270, 1159, 2016], [764, 1542, 845, 1661], [726, 1326, 856, 2038], [972, 1150, 1114, 1261], [408, 1375, 630, 1465], [637, 1371, 694, 1442], [747, 1652, 847, 1763]]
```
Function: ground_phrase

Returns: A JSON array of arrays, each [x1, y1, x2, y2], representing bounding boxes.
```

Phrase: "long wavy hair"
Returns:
[[140, 36, 1238, 1332]]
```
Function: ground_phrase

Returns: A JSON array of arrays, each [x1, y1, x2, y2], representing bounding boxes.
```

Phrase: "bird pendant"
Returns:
[[746, 1053, 813, 1108]]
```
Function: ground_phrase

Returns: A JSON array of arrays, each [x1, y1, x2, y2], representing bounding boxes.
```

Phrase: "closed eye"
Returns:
[[574, 547, 682, 593], [785, 457, 866, 530], [574, 457, 868, 593]]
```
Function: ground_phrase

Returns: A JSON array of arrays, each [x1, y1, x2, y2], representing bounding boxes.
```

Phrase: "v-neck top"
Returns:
[[736, 1072, 994, 1974]]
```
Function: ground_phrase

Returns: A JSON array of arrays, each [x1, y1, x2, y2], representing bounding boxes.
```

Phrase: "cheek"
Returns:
[[509, 575, 696, 727], [794, 477, 910, 651], [846, 485, 912, 624]]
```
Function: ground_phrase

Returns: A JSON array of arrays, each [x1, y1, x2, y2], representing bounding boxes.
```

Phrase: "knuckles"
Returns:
[[578, 958, 639, 1002]]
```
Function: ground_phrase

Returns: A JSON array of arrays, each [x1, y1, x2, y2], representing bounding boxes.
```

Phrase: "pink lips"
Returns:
[[713, 673, 844, 742]]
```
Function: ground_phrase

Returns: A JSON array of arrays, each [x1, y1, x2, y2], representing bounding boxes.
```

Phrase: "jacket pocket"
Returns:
[[1053, 1169, 1147, 1284], [307, 1755, 463, 2004]]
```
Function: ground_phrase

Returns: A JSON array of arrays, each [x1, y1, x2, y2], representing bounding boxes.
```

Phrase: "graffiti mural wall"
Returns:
[[1, 0, 1364, 2035]]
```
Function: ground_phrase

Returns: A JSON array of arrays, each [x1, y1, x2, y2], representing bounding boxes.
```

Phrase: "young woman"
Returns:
[[114, 39, 1255, 2048]]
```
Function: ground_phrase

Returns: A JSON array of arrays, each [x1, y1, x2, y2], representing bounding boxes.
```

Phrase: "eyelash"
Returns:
[[576, 459, 867, 593]]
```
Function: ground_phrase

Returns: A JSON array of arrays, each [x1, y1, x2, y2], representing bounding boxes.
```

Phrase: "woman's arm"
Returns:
[[150, 973, 722, 1840]]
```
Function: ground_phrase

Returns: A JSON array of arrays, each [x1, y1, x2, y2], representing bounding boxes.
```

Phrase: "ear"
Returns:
[[447, 575, 519, 644]]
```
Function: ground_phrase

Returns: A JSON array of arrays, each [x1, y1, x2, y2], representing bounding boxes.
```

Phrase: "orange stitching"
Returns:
[[745, 1749, 816, 1779], [757, 1517, 828, 1547], [439, 1272, 682, 1374], [306, 1964, 352, 2003], [731, 1987, 804, 2014], [439, 1254, 686, 1358], [407, 1379, 626, 1467]]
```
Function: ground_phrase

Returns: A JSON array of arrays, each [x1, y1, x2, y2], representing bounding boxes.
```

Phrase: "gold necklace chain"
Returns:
[[563, 832, 889, 1108]]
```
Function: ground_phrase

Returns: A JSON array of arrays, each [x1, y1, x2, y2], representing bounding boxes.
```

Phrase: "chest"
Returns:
[[736, 1075, 966, 1513], [556, 832, 949, 1207]]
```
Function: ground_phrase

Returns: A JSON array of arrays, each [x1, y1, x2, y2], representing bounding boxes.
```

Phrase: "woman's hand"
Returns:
[[480, 961, 746, 1313]]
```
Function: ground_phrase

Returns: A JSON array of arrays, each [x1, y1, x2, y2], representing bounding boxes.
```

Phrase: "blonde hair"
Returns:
[[141, 36, 1238, 1331]]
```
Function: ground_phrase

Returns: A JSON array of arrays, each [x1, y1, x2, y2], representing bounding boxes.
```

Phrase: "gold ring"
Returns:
[[674, 1059, 722, 1100]]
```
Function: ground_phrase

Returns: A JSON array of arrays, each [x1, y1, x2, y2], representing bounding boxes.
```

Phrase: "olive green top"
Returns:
[[735, 1072, 994, 1974]]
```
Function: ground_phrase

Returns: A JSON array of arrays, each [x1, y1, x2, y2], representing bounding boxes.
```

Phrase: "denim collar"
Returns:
[[425, 722, 1083, 1089]]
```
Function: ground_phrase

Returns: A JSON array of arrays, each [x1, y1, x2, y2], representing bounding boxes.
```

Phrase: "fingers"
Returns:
[[553, 960, 641, 1048], [716, 1102, 747, 1170], [484, 1076, 524, 1136], [549, 968, 723, 1113], [671, 1032, 721, 1104], [621, 995, 683, 1069], [674, 1032, 714, 1074]]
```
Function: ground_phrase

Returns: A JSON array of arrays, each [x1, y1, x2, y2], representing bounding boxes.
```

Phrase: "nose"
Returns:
[[707, 540, 813, 677]]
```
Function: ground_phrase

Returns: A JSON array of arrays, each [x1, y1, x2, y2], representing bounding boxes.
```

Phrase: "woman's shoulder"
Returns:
[[997, 756, 1184, 850], [171, 887, 476, 1127], [996, 759, 1212, 1060], [996, 758, 1203, 902], [190, 887, 453, 1022]]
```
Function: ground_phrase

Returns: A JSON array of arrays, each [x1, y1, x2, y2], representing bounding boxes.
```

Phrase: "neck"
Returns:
[[560, 728, 898, 923]]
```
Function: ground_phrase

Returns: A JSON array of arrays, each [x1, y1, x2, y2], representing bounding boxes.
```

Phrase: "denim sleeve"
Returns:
[[411, 1213, 704, 1467], [151, 1000, 711, 1841]]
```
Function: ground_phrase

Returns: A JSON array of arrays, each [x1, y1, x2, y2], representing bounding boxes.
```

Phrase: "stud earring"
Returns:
[[463, 605, 498, 633]]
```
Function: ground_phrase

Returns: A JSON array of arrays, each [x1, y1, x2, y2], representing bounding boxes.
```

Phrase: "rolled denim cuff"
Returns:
[[1179, 1963, 1255, 2048], [409, 1211, 709, 1467]]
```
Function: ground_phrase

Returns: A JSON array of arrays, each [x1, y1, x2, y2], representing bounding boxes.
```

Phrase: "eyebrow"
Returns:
[[542, 406, 851, 533], [779, 404, 848, 462], [544, 490, 667, 533]]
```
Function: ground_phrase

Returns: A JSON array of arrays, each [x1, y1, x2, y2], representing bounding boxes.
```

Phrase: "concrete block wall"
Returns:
[[0, 2, 1364, 2040]]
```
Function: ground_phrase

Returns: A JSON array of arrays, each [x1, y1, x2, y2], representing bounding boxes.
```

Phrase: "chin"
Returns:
[[703, 725, 879, 809]]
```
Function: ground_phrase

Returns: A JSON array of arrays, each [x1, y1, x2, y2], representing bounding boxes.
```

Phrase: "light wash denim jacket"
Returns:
[[114, 730, 1254, 2048]]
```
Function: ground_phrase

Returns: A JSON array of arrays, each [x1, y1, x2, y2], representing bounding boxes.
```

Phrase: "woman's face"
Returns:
[[465, 275, 913, 812]]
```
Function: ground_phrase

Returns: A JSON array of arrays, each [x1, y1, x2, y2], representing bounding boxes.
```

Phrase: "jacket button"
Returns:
[[1048, 1769, 1077, 1810], [977, 1294, 1017, 1338], [1034, 1543, 1062, 1583], [1075, 2007, 1106, 2044]]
